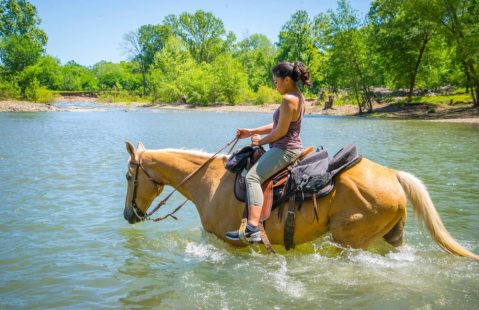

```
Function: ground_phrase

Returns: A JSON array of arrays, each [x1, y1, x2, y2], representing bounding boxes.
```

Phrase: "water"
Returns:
[[1, 102, 478, 309]]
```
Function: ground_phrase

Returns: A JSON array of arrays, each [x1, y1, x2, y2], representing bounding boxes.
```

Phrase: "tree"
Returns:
[[315, 0, 375, 113], [414, 0, 479, 106], [209, 53, 249, 104], [0, 0, 47, 43], [60, 61, 98, 91], [368, 0, 440, 102], [164, 10, 235, 63], [0, 0, 47, 73], [19, 55, 62, 91], [149, 36, 198, 103], [0, 35, 43, 71], [123, 24, 172, 95], [236, 33, 275, 91], [276, 10, 323, 92], [276, 11, 316, 64], [93, 61, 141, 91]]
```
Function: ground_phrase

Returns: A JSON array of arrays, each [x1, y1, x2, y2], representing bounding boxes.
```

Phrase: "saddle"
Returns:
[[230, 144, 362, 252], [233, 146, 314, 219]]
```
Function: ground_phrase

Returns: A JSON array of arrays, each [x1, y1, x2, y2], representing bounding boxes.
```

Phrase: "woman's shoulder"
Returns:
[[281, 93, 302, 106]]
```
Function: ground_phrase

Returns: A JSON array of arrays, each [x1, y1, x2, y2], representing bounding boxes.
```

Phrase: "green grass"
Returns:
[[97, 91, 151, 104], [412, 93, 472, 105]]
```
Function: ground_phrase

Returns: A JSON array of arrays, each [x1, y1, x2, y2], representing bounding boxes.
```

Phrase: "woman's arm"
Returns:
[[236, 123, 273, 139]]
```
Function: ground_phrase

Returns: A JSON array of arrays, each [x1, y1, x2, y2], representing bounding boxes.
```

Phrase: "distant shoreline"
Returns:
[[1, 97, 478, 123]]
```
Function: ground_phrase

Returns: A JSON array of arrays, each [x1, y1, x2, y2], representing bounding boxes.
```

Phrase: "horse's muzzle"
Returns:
[[124, 206, 140, 224]]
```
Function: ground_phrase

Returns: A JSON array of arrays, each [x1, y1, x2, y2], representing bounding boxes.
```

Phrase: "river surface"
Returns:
[[1, 102, 478, 309]]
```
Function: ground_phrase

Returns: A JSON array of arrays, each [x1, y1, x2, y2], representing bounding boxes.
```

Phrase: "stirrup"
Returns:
[[238, 218, 248, 243]]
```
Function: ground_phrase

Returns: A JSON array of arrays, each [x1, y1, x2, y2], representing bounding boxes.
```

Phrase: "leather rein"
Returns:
[[127, 137, 239, 222]]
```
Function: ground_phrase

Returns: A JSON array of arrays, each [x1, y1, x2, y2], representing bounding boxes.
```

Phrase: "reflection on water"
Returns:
[[0, 107, 478, 308]]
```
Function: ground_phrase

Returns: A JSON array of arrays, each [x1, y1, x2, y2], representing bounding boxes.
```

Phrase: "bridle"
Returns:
[[126, 137, 239, 222], [126, 153, 164, 221]]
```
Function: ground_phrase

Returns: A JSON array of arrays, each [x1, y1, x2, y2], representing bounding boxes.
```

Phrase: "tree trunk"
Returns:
[[466, 61, 479, 107], [446, 4, 478, 107], [141, 68, 147, 97], [408, 34, 429, 103]]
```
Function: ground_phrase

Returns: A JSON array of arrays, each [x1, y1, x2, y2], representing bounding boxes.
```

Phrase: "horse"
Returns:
[[123, 141, 478, 260]]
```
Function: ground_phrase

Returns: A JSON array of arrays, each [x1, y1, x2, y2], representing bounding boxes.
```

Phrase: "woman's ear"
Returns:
[[284, 76, 293, 84]]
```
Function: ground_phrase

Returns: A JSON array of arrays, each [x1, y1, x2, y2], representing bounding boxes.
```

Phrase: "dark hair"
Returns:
[[272, 61, 312, 87]]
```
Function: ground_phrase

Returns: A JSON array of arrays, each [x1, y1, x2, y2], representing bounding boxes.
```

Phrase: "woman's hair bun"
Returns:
[[272, 61, 312, 87]]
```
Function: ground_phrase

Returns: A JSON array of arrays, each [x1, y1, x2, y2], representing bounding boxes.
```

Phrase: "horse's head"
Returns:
[[124, 141, 165, 224]]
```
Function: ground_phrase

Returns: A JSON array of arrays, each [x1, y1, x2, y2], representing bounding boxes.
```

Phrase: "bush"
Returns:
[[0, 79, 21, 99], [254, 85, 281, 104], [24, 78, 56, 103], [35, 87, 57, 103]]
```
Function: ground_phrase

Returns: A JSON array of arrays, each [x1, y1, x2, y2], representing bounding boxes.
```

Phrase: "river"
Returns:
[[0, 102, 478, 308]]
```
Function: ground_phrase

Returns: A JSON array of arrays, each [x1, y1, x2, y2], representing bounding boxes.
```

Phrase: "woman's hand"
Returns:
[[236, 128, 252, 139], [251, 134, 262, 146]]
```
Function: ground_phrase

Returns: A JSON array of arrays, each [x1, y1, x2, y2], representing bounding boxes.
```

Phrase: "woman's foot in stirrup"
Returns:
[[225, 223, 261, 243]]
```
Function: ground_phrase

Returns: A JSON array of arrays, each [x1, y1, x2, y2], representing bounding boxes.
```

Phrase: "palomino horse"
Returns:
[[123, 141, 478, 259]]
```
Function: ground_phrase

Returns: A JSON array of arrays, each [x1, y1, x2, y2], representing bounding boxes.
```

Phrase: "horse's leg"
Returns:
[[328, 174, 406, 250], [383, 217, 405, 247]]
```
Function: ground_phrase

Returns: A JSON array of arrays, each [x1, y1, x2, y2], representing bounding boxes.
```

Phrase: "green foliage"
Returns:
[[122, 24, 173, 95], [276, 10, 325, 92], [149, 36, 196, 103], [23, 77, 55, 102], [276, 10, 315, 64], [368, 0, 448, 99], [209, 54, 249, 104], [0, 34, 43, 72], [318, 0, 375, 112], [19, 55, 62, 89], [236, 34, 275, 91], [0, 0, 47, 72], [254, 85, 282, 105], [97, 90, 148, 103], [0, 0, 47, 44], [164, 10, 234, 63], [1, 1, 477, 109], [60, 61, 98, 91], [93, 61, 141, 91], [0, 76, 19, 98]]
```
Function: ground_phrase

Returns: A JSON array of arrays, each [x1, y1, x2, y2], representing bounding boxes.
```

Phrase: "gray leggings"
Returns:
[[246, 147, 302, 207]]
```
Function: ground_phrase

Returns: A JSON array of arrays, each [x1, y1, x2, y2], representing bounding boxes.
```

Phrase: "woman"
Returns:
[[226, 61, 312, 242]]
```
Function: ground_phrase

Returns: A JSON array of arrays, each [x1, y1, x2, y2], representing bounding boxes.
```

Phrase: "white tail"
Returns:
[[396, 171, 479, 260]]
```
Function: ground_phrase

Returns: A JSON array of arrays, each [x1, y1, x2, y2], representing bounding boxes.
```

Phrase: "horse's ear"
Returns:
[[125, 140, 135, 156], [137, 142, 145, 152]]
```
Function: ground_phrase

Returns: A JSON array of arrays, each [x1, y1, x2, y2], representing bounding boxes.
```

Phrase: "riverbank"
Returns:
[[1, 97, 478, 123]]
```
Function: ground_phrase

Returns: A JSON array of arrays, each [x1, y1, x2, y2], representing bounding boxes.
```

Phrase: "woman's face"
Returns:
[[273, 75, 292, 94]]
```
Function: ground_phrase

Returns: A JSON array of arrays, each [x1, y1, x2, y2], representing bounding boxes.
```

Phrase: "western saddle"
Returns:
[[232, 144, 362, 254]]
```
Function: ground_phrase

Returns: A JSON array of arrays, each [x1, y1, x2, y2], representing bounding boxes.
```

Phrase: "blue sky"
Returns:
[[30, 0, 372, 66]]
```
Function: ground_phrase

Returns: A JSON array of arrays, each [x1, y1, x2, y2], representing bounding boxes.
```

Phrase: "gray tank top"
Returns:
[[269, 95, 304, 150]]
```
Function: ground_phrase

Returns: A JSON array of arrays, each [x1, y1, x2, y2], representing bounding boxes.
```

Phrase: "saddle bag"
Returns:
[[289, 144, 362, 199], [225, 145, 264, 173]]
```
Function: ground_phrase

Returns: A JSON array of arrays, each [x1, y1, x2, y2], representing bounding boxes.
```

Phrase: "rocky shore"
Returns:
[[1, 97, 478, 123]]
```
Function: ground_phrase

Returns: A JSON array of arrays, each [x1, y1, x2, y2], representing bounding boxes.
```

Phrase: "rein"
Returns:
[[131, 137, 239, 222]]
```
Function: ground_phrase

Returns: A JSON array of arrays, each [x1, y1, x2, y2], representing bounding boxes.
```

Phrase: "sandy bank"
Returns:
[[0, 100, 59, 112], [1, 98, 478, 123]]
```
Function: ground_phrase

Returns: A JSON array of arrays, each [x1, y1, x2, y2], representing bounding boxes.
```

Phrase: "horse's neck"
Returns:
[[145, 149, 227, 206]]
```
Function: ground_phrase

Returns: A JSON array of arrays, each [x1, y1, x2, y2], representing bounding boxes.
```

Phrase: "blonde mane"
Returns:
[[152, 148, 229, 159]]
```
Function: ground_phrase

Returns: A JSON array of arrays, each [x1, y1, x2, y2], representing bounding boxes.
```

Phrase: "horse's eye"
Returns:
[[126, 173, 132, 181]]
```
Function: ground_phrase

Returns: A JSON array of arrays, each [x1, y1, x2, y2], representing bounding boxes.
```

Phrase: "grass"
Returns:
[[411, 93, 473, 105], [97, 91, 151, 104]]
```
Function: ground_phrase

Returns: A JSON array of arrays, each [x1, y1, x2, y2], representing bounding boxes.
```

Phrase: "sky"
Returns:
[[30, 0, 372, 67]]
